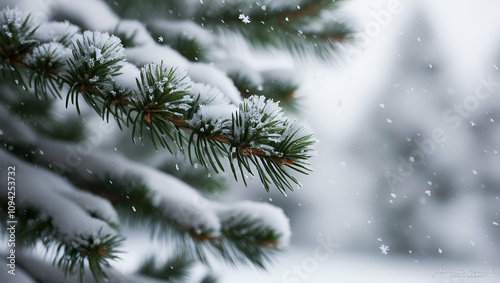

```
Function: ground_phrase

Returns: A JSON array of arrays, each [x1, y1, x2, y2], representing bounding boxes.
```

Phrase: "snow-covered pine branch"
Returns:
[[0, 100, 291, 278], [109, 0, 351, 62], [0, 1, 340, 281], [0, 7, 316, 194], [35, 138, 292, 267], [0, 149, 122, 283]]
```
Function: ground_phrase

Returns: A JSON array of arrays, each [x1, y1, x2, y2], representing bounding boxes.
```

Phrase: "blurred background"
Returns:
[[217, 0, 500, 281]]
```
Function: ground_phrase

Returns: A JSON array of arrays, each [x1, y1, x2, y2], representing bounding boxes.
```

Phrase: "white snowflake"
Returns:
[[379, 244, 389, 255], [425, 190, 431, 196], [158, 36, 163, 43], [238, 13, 251, 24]]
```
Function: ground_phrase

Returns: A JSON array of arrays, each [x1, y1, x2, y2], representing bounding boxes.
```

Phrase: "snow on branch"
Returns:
[[32, 21, 80, 46], [0, 6, 317, 194], [0, 6, 37, 68], [57, 0, 120, 31], [216, 200, 292, 248], [114, 19, 156, 47], [1, 149, 118, 240], [35, 139, 222, 237], [0, 3, 322, 279], [126, 43, 242, 103], [25, 138, 292, 268]]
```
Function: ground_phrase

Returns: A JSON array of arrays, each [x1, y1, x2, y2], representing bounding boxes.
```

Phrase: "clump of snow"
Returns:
[[0, 149, 117, 244], [57, 0, 119, 31], [23, 42, 72, 70], [186, 83, 237, 134], [126, 44, 189, 67], [216, 201, 291, 248], [188, 62, 242, 104], [244, 95, 283, 122], [139, 63, 193, 95], [227, 95, 284, 145], [55, 185, 119, 225], [114, 20, 156, 46], [189, 82, 230, 105], [113, 61, 141, 94], [186, 104, 234, 135], [216, 58, 264, 86], [32, 21, 80, 44], [0, 7, 37, 44], [143, 167, 221, 235], [73, 31, 125, 66], [0, 7, 24, 30]]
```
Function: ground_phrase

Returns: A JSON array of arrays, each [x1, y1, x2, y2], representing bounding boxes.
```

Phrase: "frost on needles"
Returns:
[[0, 5, 322, 283]]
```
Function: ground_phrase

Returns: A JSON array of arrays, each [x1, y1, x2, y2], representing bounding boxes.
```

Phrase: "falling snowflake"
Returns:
[[238, 14, 251, 24], [425, 190, 431, 196], [158, 36, 163, 42], [379, 244, 389, 255]]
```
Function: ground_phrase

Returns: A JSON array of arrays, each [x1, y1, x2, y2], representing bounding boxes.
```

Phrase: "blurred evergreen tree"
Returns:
[[352, 8, 500, 261]]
